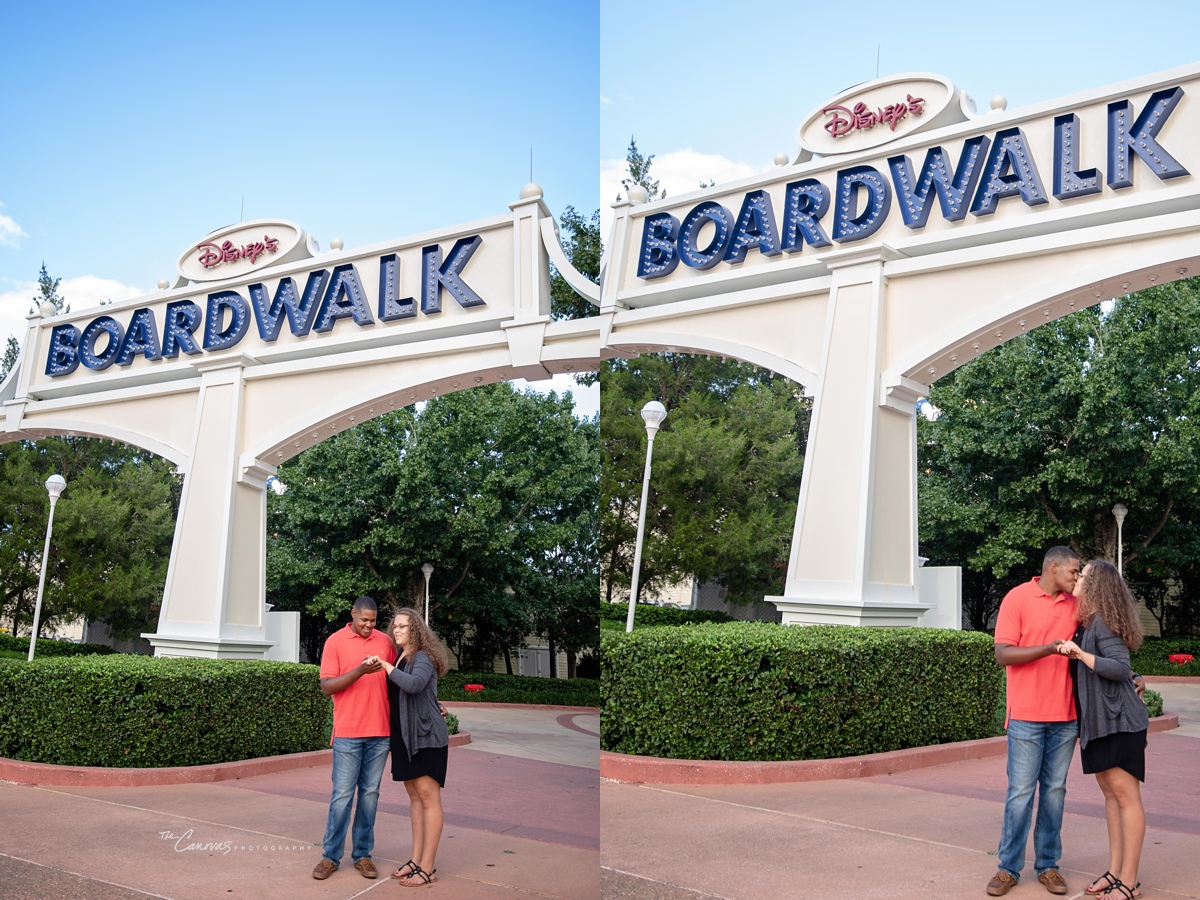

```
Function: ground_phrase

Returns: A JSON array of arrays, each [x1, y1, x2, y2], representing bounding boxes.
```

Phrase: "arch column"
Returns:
[[767, 248, 932, 626], [145, 355, 275, 658]]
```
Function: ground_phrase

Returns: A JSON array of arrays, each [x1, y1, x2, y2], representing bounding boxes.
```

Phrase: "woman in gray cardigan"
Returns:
[[1058, 561, 1148, 900], [376, 607, 450, 888]]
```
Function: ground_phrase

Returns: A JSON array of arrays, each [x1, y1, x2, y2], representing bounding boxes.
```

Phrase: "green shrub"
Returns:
[[445, 710, 460, 735], [0, 656, 330, 767], [440, 670, 598, 707], [1144, 688, 1164, 719], [0, 633, 116, 657], [1130, 636, 1200, 676], [599, 600, 734, 627], [602, 623, 1002, 761]]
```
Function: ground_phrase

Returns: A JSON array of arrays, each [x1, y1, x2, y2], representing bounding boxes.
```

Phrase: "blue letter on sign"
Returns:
[[315, 264, 374, 333], [116, 307, 162, 366], [203, 291, 250, 351], [971, 127, 1048, 216], [832, 166, 892, 242], [781, 180, 832, 253], [45, 324, 81, 376], [1053, 114, 1102, 200], [80, 316, 124, 371], [249, 270, 330, 341], [378, 254, 415, 321], [678, 202, 732, 269], [422, 236, 485, 314], [636, 212, 680, 278], [889, 136, 990, 228], [724, 190, 781, 263], [162, 300, 203, 358], [1107, 87, 1188, 189]]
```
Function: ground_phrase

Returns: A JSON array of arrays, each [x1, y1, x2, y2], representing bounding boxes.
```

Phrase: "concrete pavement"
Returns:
[[0, 703, 599, 900], [601, 680, 1200, 899]]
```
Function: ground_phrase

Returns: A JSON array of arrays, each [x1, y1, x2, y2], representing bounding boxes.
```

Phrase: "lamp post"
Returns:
[[421, 562, 434, 623], [1112, 503, 1129, 576], [28, 474, 67, 662], [626, 401, 667, 632]]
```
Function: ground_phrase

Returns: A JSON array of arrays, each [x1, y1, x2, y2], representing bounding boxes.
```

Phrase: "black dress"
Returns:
[[387, 666, 448, 787], [1070, 625, 1147, 782]]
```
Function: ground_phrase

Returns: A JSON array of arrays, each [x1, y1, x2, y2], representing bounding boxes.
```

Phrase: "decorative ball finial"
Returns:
[[157, 279, 170, 290], [990, 94, 1008, 111], [627, 185, 649, 204], [519, 182, 543, 200], [330, 238, 344, 251], [39, 301, 57, 317], [774, 152, 790, 167]]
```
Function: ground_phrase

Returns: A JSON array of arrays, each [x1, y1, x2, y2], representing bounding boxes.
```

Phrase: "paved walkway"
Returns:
[[0, 703, 599, 900], [601, 681, 1200, 899]]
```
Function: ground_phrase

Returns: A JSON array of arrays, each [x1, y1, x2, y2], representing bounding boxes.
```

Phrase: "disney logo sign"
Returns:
[[822, 94, 925, 138], [196, 235, 280, 270]]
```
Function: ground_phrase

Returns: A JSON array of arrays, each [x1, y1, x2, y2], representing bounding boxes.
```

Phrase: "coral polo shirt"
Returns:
[[319, 623, 396, 738], [994, 577, 1078, 724]]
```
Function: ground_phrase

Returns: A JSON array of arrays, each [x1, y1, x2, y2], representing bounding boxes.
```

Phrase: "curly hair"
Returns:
[[1078, 560, 1145, 652], [390, 608, 449, 676]]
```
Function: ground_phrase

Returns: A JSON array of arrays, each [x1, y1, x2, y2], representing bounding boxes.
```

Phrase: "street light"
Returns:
[[1112, 503, 1129, 576], [626, 401, 667, 632], [28, 474, 67, 662], [421, 562, 434, 623]]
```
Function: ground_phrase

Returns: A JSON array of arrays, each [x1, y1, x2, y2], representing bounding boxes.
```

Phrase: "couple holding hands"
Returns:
[[989, 548, 1150, 899], [312, 597, 451, 888]]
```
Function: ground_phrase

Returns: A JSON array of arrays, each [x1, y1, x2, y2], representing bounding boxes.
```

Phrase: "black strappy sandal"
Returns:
[[398, 863, 436, 887], [392, 859, 417, 879], [1102, 878, 1140, 900], [1086, 871, 1118, 895]]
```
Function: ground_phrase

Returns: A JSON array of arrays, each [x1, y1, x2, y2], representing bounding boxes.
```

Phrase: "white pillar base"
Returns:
[[766, 596, 932, 627], [145, 633, 275, 659]]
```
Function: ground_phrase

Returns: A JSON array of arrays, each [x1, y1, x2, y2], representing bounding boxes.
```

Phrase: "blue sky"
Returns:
[[599, 1, 1200, 237], [0, 1, 599, 413]]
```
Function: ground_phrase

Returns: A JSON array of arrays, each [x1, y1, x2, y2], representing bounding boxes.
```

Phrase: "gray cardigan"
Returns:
[[1074, 615, 1149, 750], [388, 650, 449, 760]]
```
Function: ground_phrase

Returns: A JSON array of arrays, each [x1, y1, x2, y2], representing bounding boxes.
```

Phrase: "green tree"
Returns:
[[3, 263, 69, 382], [550, 205, 601, 321], [620, 137, 664, 200], [266, 383, 599, 670], [0, 437, 180, 638], [600, 354, 808, 606], [919, 281, 1200, 633]]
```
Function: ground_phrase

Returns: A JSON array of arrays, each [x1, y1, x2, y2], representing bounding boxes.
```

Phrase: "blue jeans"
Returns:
[[997, 719, 1079, 879], [321, 736, 390, 864]]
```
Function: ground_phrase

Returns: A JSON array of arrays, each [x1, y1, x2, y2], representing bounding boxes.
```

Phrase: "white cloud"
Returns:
[[0, 275, 144, 357], [600, 95, 613, 107], [599, 149, 765, 245], [0, 202, 27, 247]]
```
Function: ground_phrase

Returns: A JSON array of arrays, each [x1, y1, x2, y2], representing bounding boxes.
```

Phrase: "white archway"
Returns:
[[601, 64, 1200, 626], [0, 185, 600, 657]]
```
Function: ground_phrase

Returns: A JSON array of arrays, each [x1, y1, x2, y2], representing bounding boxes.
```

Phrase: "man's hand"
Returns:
[[360, 656, 383, 673], [1058, 640, 1081, 659]]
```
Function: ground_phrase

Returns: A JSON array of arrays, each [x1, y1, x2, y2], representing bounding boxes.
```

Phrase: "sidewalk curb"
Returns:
[[0, 731, 472, 788], [442, 701, 598, 711], [600, 714, 1179, 785]]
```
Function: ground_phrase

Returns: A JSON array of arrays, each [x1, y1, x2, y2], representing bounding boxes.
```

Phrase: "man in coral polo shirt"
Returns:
[[312, 596, 396, 881], [986, 547, 1080, 897]]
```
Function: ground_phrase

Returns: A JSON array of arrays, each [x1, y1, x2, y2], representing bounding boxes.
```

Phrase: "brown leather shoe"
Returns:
[[987, 870, 1018, 896], [354, 857, 379, 879], [1038, 869, 1068, 895], [312, 858, 338, 880]]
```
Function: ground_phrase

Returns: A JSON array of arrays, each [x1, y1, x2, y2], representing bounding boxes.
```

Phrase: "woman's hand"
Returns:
[[1058, 640, 1081, 658]]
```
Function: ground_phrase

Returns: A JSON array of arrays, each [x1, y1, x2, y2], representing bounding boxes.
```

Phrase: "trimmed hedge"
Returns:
[[1144, 688, 1164, 719], [440, 670, 598, 707], [599, 601, 734, 627], [0, 655, 329, 767], [1131, 636, 1200, 676], [602, 623, 1002, 761], [0, 633, 116, 657]]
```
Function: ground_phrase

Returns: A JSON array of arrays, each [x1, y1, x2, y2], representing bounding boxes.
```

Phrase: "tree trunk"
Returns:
[[548, 631, 558, 679], [566, 648, 576, 679], [502, 647, 513, 675]]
